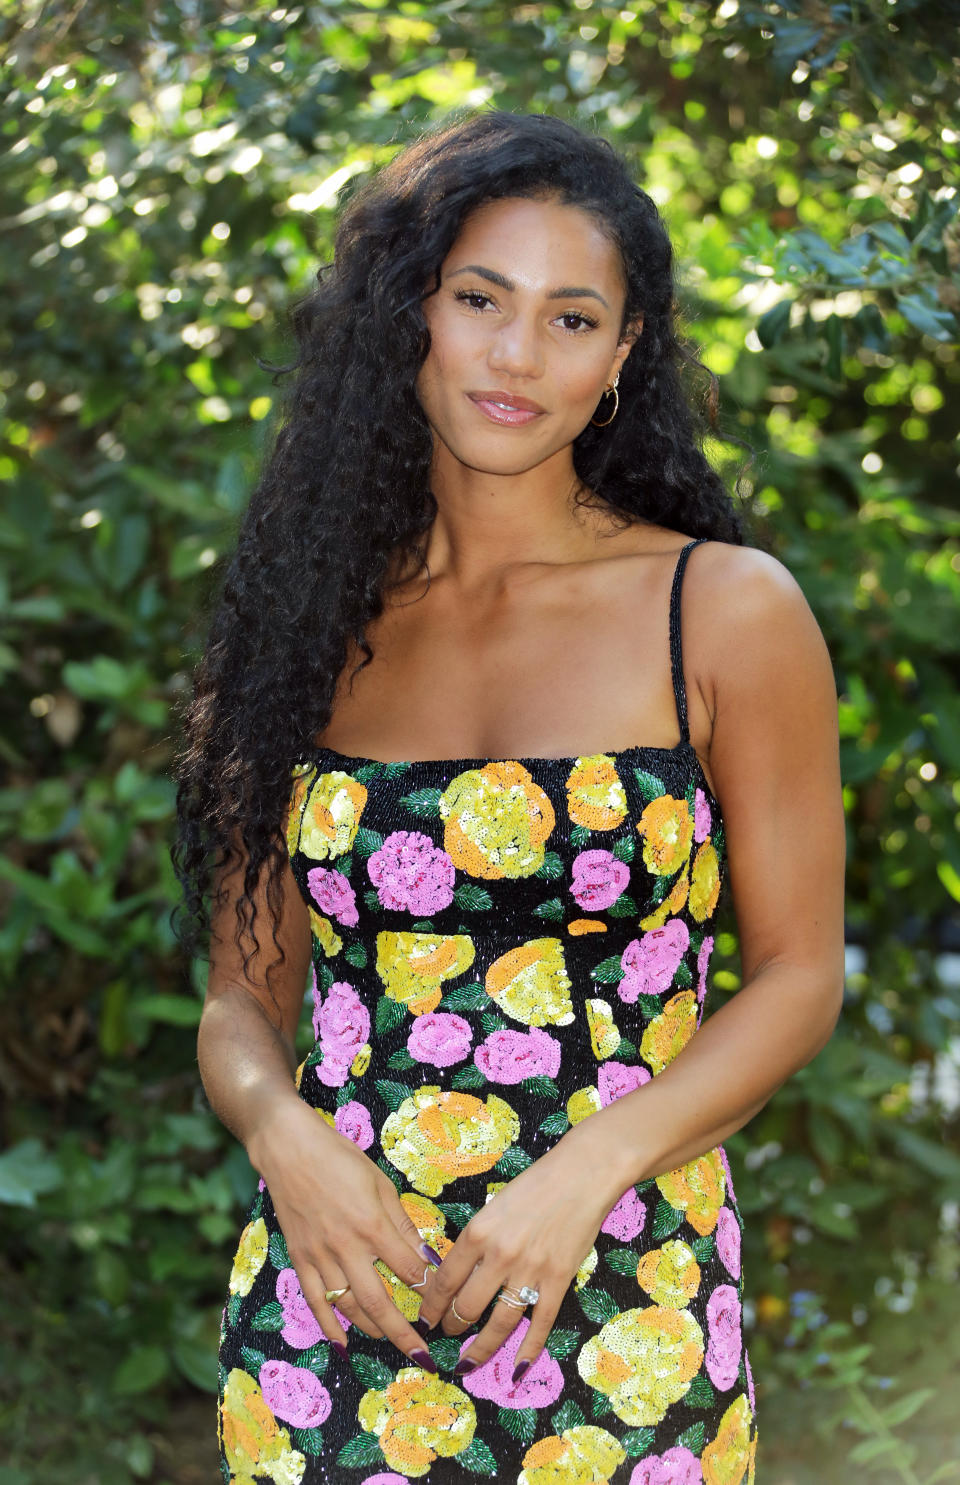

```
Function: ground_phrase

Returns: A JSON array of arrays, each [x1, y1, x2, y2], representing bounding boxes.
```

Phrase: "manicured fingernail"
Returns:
[[419, 1241, 443, 1266], [512, 1359, 531, 1384], [453, 1356, 477, 1376], [414, 1315, 432, 1337], [411, 1347, 438, 1374], [333, 1340, 348, 1358]]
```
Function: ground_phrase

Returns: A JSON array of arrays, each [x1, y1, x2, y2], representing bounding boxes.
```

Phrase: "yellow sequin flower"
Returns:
[[690, 839, 721, 922], [702, 1392, 754, 1485], [566, 755, 629, 832], [357, 1367, 476, 1477], [298, 770, 367, 862], [577, 1305, 705, 1426], [283, 763, 317, 857], [485, 938, 574, 1026], [381, 1086, 520, 1197], [228, 1217, 269, 1298], [585, 997, 624, 1060], [637, 795, 694, 877], [373, 1196, 454, 1320], [635, 1240, 702, 1308], [640, 990, 698, 1074], [519, 1424, 626, 1484], [220, 1368, 305, 1485], [439, 761, 556, 879], [656, 1148, 727, 1236], [376, 932, 476, 1016]]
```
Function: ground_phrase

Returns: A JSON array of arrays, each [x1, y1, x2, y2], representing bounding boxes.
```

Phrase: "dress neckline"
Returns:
[[301, 738, 720, 808]]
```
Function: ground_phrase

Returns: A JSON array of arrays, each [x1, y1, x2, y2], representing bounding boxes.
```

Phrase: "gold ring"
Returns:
[[451, 1296, 472, 1324], [324, 1285, 351, 1302]]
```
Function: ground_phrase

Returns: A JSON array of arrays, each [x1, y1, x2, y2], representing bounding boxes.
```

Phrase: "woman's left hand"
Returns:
[[413, 1129, 624, 1382]]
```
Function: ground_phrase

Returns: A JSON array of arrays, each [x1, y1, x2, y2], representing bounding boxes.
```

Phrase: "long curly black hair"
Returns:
[[170, 108, 748, 985]]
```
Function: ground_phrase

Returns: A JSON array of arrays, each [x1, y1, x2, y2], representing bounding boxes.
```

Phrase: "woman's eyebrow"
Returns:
[[447, 263, 610, 309]]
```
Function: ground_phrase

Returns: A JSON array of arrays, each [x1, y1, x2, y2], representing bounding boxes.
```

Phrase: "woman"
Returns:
[[173, 110, 845, 1484]]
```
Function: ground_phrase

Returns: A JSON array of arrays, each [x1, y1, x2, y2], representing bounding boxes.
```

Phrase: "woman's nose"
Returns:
[[487, 315, 544, 379]]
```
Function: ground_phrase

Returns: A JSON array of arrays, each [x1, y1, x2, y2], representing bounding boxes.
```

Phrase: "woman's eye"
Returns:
[[558, 311, 598, 333], [455, 290, 491, 312]]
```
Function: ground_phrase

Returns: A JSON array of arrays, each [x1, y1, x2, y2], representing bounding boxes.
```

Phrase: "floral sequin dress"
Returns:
[[217, 537, 758, 1485]]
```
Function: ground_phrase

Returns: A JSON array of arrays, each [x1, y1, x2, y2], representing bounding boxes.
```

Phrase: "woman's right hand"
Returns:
[[247, 1096, 443, 1369]]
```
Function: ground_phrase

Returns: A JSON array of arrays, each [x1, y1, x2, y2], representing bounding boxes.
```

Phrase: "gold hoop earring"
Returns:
[[591, 374, 620, 427]]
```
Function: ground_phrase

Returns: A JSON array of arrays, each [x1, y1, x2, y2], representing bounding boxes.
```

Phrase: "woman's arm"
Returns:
[[563, 544, 847, 1192]]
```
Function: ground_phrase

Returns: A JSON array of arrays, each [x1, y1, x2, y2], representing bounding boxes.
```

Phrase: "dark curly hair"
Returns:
[[170, 108, 748, 985]]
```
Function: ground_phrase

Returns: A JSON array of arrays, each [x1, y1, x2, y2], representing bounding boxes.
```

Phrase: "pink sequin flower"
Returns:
[[716, 1206, 741, 1280], [313, 980, 370, 1088], [598, 1059, 651, 1106], [276, 1268, 323, 1350], [601, 1184, 646, 1241], [570, 849, 630, 911], [367, 830, 456, 914], [630, 1447, 703, 1484], [360, 1476, 411, 1485], [474, 1026, 561, 1084], [458, 1317, 563, 1409], [696, 934, 715, 1006], [619, 920, 690, 1002], [334, 1099, 375, 1150], [694, 787, 712, 844], [705, 1283, 742, 1391], [407, 1012, 473, 1069], [260, 1357, 332, 1428], [306, 866, 359, 926]]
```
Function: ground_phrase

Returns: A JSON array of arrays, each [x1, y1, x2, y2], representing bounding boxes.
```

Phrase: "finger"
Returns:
[[505, 1287, 558, 1386], [383, 1197, 445, 1273], [451, 1290, 525, 1376], [414, 1229, 484, 1331], [340, 1251, 440, 1373], [295, 1260, 383, 1349]]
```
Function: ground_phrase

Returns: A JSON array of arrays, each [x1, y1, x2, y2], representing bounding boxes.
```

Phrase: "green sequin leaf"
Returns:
[[676, 1421, 706, 1454], [363, 889, 385, 912], [545, 1327, 580, 1359], [250, 1301, 284, 1332], [336, 1433, 385, 1467], [520, 1074, 559, 1100], [268, 1230, 290, 1270], [353, 828, 383, 858], [498, 1405, 537, 1445], [457, 1437, 498, 1475], [607, 894, 638, 917], [551, 1399, 587, 1433], [451, 1064, 487, 1090], [439, 982, 490, 1011], [399, 786, 443, 818], [675, 959, 693, 987], [633, 768, 666, 803], [316, 961, 335, 992], [427, 1335, 463, 1370], [578, 1287, 620, 1324], [691, 1235, 716, 1263], [436, 1201, 477, 1228], [375, 1079, 411, 1111], [453, 883, 494, 911], [612, 834, 636, 862], [636, 994, 667, 1018], [492, 1146, 533, 1177], [604, 1247, 640, 1276], [411, 920, 435, 932], [614, 1037, 637, 1059], [351, 1354, 395, 1389], [533, 897, 564, 921], [590, 956, 625, 985], [622, 1427, 657, 1456], [296, 1343, 330, 1376], [590, 1388, 614, 1418], [686, 1373, 717, 1408], [538, 1111, 571, 1136], [535, 852, 564, 881], [240, 1346, 267, 1373], [480, 1011, 509, 1033], [291, 1426, 325, 1456], [569, 825, 592, 848], [375, 996, 407, 1035], [335, 1079, 357, 1107], [387, 1048, 417, 1070], [343, 942, 368, 968], [226, 1292, 242, 1328], [652, 1198, 686, 1240]]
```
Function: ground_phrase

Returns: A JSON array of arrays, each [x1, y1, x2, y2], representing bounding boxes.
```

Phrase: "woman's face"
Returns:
[[416, 194, 639, 478]]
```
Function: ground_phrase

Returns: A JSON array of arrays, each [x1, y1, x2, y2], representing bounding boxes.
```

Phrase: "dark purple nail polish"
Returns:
[[420, 1241, 443, 1266], [411, 1347, 438, 1374], [333, 1340, 348, 1359], [453, 1356, 477, 1377], [512, 1359, 531, 1384], [414, 1315, 432, 1337]]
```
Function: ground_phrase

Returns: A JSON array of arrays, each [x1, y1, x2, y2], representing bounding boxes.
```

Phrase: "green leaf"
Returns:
[[336, 1433, 385, 1467], [622, 1427, 656, 1456], [250, 1302, 285, 1333], [590, 956, 625, 985], [674, 959, 692, 987], [291, 1426, 325, 1456], [112, 1345, 169, 1396], [612, 835, 636, 862], [436, 1202, 477, 1228], [578, 1287, 620, 1324], [480, 1011, 509, 1033], [757, 299, 793, 347], [136, 994, 202, 1027], [343, 943, 368, 967], [550, 1399, 586, 1433], [375, 1079, 413, 1112], [451, 1064, 487, 1089], [241, 1347, 267, 1373], [296, 1343, 330, 1376], [353, 828, 383, 858], [453, 883, 493, 910], [497, 1405, 538, 1444], [614, 1037, 637, 1059], [399, 787, 443, 817], [535, 852, 565, 880], [676, 1421, 706, 1454], [268, 1231, 290, 1270], [351, 1354, 395, 1389], [376, 1157, 404, 1193], [591, 1388, 614, 1418], [491, 1147, 533, 1177], [428, 1335, 464, 1370], [538, 1111, 571, 1136], [227, 1293, 243, 1328], [604, 1247, 640, 1276], [533, 897, 564, 920], [335, 1079, 357, 1107], [375, 996, 407, 1035], [545, 1327, 581, 1359], [607, 894, 637, 917], [0, 1139, 61, 1207], [652, 1199, 685, 1240], [439, 982, 491, 1011], [633, 768, 666, 803], [387, 1048, 417, 1070], [685, 1373, 716, 1408], [691, 1236, 715, 1263], [519, 1074, 559, 1099], [570, 825, 591, 848]]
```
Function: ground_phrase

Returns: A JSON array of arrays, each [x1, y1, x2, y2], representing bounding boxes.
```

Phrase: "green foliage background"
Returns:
[[1, 2, 959, 1481]]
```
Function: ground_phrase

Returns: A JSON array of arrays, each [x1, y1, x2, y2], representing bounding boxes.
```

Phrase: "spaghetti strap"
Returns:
[[669, 537, 707, 745]]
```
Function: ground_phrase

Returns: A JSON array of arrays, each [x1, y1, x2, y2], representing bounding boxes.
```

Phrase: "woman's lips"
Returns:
[[466, 393, 545, 427]]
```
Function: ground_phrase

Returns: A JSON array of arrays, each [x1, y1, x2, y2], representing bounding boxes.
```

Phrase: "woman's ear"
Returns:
[[611, 315, 643, 380]]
